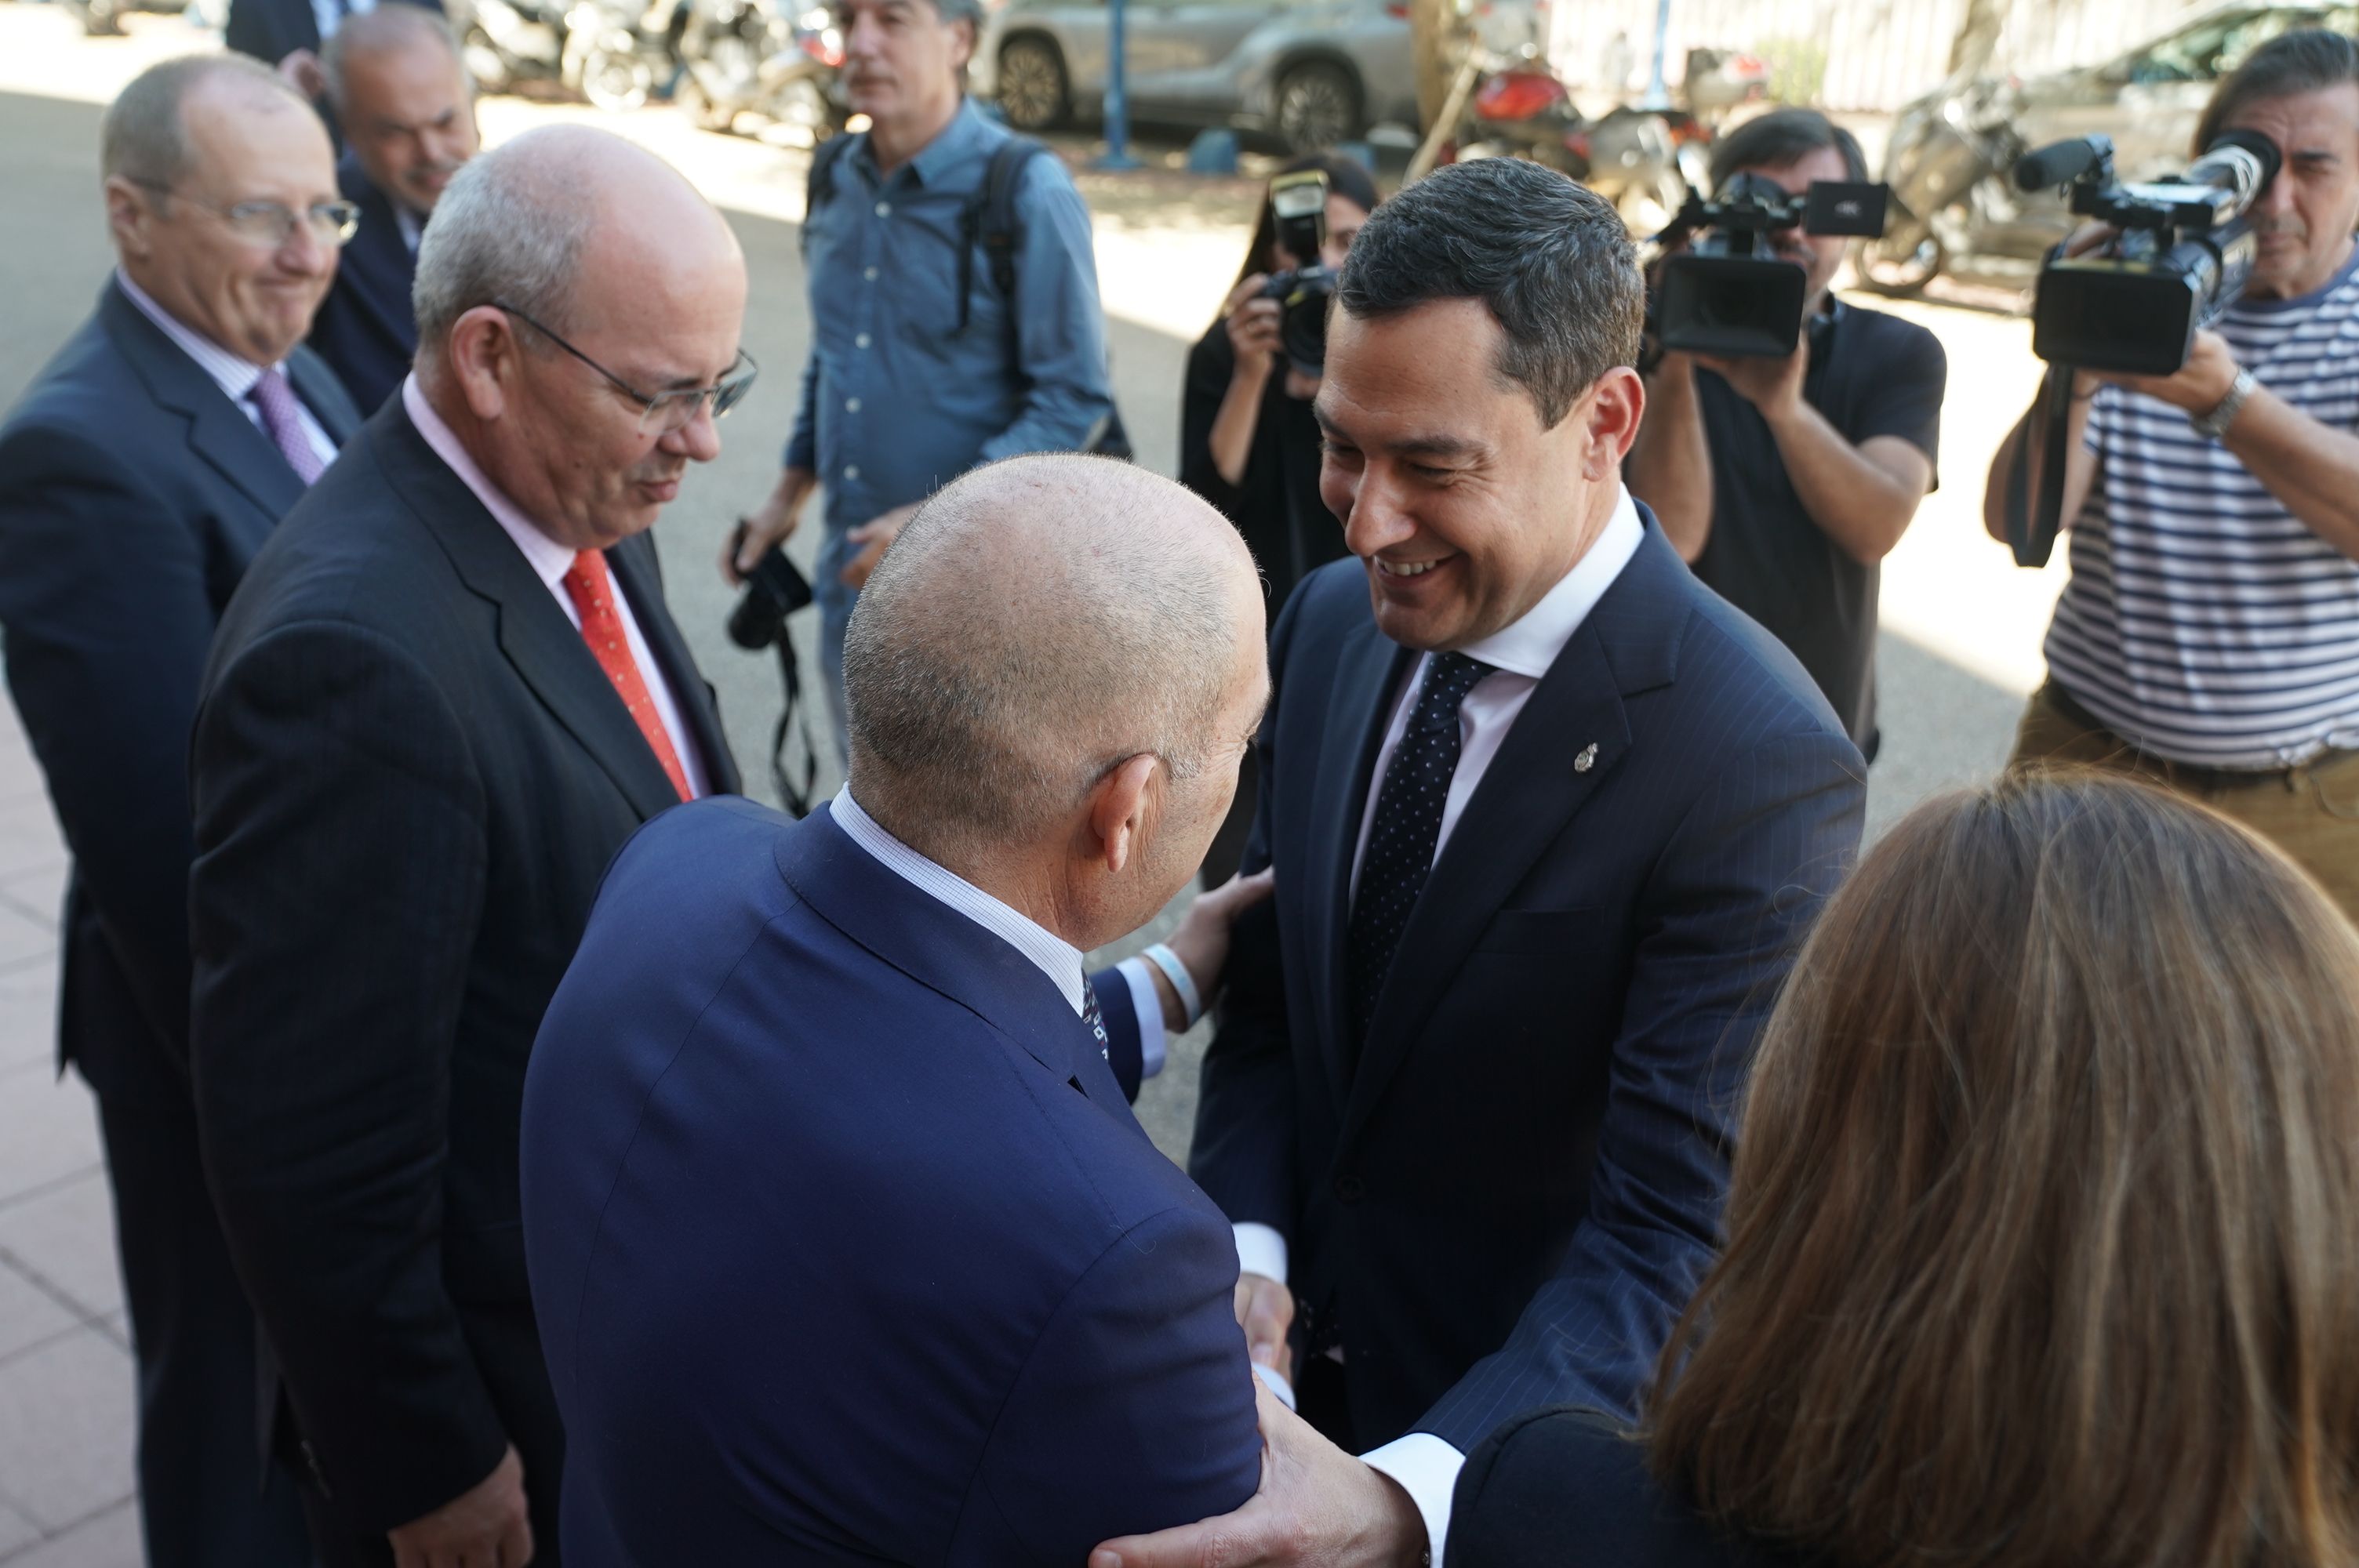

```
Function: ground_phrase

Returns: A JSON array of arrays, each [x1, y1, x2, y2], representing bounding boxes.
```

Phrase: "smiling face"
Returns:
[[2223, 82, 2359, 300], [107, 75, 340, 365], [340, 36, 478, 214], [1315, 297, 1642, 652]]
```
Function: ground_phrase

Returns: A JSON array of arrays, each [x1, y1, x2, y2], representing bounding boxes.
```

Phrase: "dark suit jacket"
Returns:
[[521, 798, 1261, 1564], [1450, 1407, 1794, 1568], [187, 397, 740, 1539], [224, 0, 445, 64], [305, 152, 420, 416], [0, 281, 358, 1098], [1190, 515, 1866, 1453]]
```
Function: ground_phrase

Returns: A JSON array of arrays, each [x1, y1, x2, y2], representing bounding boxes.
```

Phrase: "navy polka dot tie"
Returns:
[[1081, 978, 1110, 1062], [1347, 652, 1494, 1054]]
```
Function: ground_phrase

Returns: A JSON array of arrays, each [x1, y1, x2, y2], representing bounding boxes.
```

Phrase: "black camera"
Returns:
[[726, 538, 815, 651], [2015, 131, 2281, 376], [1652, 174, 1890, 358], [1263, 169, 1336, 377]]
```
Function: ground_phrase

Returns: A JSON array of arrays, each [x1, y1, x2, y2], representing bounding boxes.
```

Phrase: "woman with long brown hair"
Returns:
[[1450, 768, 2359, 1568]]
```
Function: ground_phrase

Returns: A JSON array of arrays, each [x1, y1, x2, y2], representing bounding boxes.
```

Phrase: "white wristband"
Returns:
[[1140, 942, 1203, 1031]]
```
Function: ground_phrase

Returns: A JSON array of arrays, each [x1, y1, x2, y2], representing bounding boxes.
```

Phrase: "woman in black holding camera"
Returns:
[[1185, 154, 1378, 881], [1182, 153, 1379, 605]]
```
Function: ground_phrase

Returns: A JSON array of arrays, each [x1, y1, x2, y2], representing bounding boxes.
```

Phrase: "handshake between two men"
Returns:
[[518, 155, 1864, 1568]]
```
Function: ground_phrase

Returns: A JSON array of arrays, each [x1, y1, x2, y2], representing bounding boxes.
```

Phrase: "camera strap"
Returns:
[[2005, 363, 2077, 568], [766, 632, 820, 820]]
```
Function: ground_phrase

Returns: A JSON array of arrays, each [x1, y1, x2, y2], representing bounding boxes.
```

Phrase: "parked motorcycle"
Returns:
[[678, 0, 846, 140], [1453, 50, 1694, 232], [1855, 74, 2060, 296], [564, 0, 686, 113], [461, 0, 572, 96]]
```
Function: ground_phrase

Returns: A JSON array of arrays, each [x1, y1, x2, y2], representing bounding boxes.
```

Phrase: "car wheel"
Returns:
[[1277, 60, 1358, 151], [998, 36, 1068, 131], [1853, 226, 1943, 296]]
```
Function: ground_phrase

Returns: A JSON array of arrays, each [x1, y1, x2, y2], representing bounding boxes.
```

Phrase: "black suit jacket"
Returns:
[[1190, 517, 1865, 1454], [187, 396, 740, 1537], [305, 152, 419, 416], [1449, 1407, 1794, 1568], [0, 281, 358, 1097]]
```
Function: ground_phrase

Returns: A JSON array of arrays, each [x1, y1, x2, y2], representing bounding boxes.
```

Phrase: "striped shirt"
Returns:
[[2046, 248, 2359, 768]]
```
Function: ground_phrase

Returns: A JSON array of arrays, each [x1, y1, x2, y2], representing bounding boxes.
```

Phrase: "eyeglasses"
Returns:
[[494, 303, 759, 435], [130, 180, 360, 248]]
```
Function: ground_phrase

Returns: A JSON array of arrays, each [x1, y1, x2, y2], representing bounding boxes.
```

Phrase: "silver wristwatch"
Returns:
[[2190, 367, 2257, 439]]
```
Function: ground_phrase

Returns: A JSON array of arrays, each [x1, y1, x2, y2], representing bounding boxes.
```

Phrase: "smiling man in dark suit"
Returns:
[[0, 54, 356, 1568], [1096, 158, 1867, 1568], [188, 125, 745, 1568], [306, 2, 478, 412]]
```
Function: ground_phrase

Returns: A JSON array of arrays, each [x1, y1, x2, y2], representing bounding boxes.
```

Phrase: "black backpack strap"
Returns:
[[957, 135, 1052, 335], [800, 132, 858, 259]]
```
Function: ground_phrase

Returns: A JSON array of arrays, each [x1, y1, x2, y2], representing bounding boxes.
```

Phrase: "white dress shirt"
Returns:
[[831, 786, 1087, 1015], [400, 375, 712, 798], [1243, 490, 1648, 1561], [117, 270, 339, 468]]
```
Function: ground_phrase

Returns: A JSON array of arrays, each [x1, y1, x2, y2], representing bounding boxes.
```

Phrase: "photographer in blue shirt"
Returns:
[[725, 0, 1117, 756]]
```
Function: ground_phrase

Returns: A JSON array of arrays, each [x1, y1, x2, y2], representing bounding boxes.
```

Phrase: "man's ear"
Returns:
[[445, 305, 521, 423], [1583, 365, 1645, 480], [104, 176, 154, 262], [1086, 753, 1161, 877]]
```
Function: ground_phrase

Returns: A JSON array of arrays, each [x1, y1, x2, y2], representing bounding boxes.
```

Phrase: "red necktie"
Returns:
[[562, 550, 691, 802]]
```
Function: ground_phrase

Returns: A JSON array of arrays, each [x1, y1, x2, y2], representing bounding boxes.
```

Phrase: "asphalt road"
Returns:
[[0, 11, 2046, 1155]]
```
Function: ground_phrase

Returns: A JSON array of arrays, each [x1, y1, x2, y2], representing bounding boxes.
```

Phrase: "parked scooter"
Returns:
[[1453, 49, 1695, 232], [1855, 73, 2054, 295], [564, 0, 687, 113], [460, 0, 572, 96], [678, 0, 846, 140]]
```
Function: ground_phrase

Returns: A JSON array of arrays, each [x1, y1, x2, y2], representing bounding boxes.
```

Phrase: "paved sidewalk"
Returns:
[[0, 698, 140, 1567]]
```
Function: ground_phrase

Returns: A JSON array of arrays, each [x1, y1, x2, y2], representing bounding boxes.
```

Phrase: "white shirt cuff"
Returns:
[[1361, 1432, 1462, 1566], [1230, 1221, 1288, 1286], [1113, 956, 1166, 1080]]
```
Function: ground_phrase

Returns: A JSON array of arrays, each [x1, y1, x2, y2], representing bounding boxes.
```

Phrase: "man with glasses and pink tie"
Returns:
[[0, 52, 360, 1568], [186, 122, 745, 1566]]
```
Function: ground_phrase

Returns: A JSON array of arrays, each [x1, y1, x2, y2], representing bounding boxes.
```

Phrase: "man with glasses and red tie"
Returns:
[[0, 53, 358, 1568], [186, 123, 745, 1567]]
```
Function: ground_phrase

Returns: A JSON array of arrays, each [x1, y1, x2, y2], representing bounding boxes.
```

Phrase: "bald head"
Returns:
[[414, 123, 741, 362], [325, 3, 475, 214], [845, 456, 1266, 873]]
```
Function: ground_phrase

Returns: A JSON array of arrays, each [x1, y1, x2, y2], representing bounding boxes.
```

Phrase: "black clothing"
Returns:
[[188, 397, 739, 1549], [1180, 321, 1349, 607], [0, 281, 357, 1568], [1450, 1406, 1797, 1568], [1686, 299, 1946, 759], [306, 151, 420, 416]]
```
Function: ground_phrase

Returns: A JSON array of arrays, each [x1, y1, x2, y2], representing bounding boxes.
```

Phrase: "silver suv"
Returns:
[[973, 0, 1541, 151]]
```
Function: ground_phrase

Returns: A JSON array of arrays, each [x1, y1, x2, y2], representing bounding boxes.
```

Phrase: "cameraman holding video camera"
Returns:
[[1629, 109, 1946, 759], [1984, 30, 2359, 918]]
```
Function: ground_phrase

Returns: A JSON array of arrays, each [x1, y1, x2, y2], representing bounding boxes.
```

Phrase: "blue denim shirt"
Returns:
[[784, 100, 1114, 533]]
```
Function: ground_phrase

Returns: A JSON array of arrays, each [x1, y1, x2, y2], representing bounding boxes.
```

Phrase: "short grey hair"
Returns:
[[101, 53, 312, 192], [842, 456, 1245, 857], [411, 132, 594, 363], [2197, 28, 2359, 155], [323, 2, 467, 116], [1339, 157, 1642, 428]]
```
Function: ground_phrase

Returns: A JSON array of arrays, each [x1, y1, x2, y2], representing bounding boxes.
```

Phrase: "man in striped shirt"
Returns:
[[1985, 28, 2359, 920]]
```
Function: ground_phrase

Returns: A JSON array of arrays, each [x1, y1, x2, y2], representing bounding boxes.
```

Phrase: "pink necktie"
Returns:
[[249, 368, 326, 485]]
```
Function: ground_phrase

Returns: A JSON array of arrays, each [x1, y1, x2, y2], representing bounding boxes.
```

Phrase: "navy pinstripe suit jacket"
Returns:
[[1189, 510, 1866, 1454]]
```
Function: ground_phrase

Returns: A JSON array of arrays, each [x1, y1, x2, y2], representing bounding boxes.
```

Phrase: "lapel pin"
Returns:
[[1575, 743, 1598, 774]]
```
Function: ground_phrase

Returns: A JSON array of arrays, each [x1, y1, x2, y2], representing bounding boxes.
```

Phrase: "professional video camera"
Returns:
[[2000, 129, 2281, 570], [1651, 173, 1890, 358], [2014, 130, 2282, 376], [1261, 168, 1337, 377]]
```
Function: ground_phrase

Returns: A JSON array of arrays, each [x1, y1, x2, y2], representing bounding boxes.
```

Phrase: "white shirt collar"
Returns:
[[1455, 486, 1645, 680], [394, 204, 423, 254], [116, 268, 272, 404], [401, 374, 577, 591], [830, 786, 1087, 1015]]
